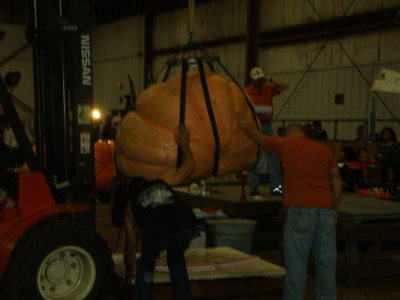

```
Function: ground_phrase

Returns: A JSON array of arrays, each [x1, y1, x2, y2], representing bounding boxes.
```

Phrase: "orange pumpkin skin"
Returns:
[[116, 71, 258, 181], [95, 140, 116, 189]]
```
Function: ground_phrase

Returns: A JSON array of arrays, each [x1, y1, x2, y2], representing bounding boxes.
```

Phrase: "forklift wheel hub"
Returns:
[[46, 259, 69, 283], [37, 246, 96, 300]]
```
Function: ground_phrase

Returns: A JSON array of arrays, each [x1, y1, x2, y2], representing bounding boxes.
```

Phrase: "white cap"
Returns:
[[250, 67, 265, 80]]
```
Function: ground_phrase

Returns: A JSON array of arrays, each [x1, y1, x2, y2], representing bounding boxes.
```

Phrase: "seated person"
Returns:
[[310, 120, 327, 140], [375, 127, 400, 184], [337, 146, 357, 169], [348, 147, 378, 182], [277, 126, 286, 137], [337, 146, 359, 192], [303, 123, 312, 137], [355, 125, 366, 141]]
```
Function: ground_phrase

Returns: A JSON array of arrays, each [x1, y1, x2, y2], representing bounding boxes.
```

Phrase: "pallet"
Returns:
[[112, 247, 285, 299]]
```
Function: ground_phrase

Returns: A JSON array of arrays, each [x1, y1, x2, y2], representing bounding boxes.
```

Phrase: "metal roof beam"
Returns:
[[152, 7, 400, 56], [258, 7, 400, 47]]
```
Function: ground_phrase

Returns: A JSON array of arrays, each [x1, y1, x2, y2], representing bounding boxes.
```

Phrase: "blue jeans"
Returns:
[[284, 207, 336, 300], [135, 229, 195, 300], [247, 121, 282, 191]]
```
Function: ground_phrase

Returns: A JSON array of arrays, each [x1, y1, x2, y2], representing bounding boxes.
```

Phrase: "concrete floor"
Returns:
[[96, 198, 400, 300], [254, 249, 400, 300]]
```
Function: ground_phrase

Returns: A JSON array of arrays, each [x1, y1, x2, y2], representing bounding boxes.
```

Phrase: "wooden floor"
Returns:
[[96, 182, 400, 300]]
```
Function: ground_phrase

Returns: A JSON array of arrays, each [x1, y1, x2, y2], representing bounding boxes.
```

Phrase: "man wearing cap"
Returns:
[[245, 66, 289, 198]]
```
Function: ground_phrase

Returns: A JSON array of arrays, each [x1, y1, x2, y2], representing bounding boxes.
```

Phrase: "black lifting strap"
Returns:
[[197, 57, 221, 175], [176, 59, 189, 168], [162, 60, 173, 83], [205, 58, 215, 72]]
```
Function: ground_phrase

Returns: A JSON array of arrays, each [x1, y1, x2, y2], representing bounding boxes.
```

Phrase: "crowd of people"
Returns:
[[239, 66, 399, 300], [337, 127, 400, 193], [241, 66, 399, 196], [1, 64, 399, 300]]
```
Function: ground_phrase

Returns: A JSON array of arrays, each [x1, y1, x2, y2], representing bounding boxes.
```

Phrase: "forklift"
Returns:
[[0, 1, 113, 299]]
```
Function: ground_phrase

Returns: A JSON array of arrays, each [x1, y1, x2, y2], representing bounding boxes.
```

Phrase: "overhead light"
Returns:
[[91, 109, 101, 120]]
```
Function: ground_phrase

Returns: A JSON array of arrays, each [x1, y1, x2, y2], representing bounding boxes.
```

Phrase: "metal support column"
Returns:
[[144, 5, 154, 88], [245, 0, 260, 86]]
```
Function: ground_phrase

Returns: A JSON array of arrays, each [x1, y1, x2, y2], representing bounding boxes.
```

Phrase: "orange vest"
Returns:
[[245, 83, 280, 121]]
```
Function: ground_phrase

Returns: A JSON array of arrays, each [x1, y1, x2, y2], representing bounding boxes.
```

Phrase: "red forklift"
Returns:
[[0, 1, 113, 299]]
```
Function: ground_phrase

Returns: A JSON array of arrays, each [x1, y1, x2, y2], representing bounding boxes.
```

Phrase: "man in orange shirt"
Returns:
[[245, 67, 289, 198], [237, 115, 342, 300]]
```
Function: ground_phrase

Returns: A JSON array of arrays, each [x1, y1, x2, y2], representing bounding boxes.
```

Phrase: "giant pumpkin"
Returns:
[[116, 71, 259, 181]]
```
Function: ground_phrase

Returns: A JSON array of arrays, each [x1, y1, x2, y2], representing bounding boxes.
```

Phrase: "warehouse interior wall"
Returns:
[[0, 23, 34, 131], [92, 15, 145, 113], [259, 0, 400, 139], [260, 0, 400, 29], [0, 0, 398, 141], [90, 0, 400, 140]]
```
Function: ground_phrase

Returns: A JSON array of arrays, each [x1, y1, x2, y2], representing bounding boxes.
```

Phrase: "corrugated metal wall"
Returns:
[[259, 0, 400, 139], [0, 23, 34, 129], [0, 1, 398, 140], [260, 0, 400, 29], [92, 16, 144, 112], [91, 0, 400, 140]]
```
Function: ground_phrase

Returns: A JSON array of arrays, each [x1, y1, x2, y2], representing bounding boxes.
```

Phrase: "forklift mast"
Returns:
[[1, 0, 96, 225], [29, 0, 94, 181], [0, 3, 116, 296], [28, 0, 96, 224]]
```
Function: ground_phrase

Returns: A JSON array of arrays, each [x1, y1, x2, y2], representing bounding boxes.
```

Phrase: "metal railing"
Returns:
[[274, 118, 399, 140]]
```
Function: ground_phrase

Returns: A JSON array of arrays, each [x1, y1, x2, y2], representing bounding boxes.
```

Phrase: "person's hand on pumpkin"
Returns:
[[175, 124, 191, 148], [235, 112, 265, 145]]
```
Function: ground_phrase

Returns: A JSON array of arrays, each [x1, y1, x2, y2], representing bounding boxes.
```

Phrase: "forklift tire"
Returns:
[[4, 220, 113, 300]]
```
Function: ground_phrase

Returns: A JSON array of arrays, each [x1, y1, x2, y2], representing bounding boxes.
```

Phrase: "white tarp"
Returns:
[[371, 68, 400, 95]]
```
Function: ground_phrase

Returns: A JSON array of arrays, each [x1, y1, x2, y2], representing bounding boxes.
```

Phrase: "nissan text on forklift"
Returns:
[[0, 1, 113, 300]]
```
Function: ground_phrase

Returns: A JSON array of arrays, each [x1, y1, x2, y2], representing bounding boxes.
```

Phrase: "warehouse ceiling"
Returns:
[[0, 0, 211, 25]]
